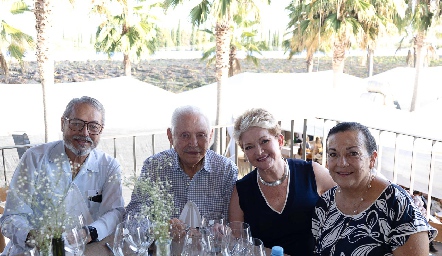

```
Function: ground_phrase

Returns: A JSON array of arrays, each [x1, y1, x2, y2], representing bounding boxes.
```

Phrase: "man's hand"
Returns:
[[169, 218, 187, 241]]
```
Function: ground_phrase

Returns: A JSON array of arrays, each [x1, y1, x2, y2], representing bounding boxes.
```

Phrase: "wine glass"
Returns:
[[225, 222, 251, 256], [76, 214, 90, 245], [63, 214, 89, 256], [113, 215, 154, 256], [200, 212, 225, 255], [171, 220, 188, 256], [181, 227, 207, 256], [125, 214, 155, 252], [248, 238, 266, 256], [201, 212, 224, 228], [63, 226, 87, 256]]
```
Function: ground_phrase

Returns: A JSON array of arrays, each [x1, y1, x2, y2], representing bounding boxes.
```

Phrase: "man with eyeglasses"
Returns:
[[125, 105, 238, 225], [0, 96, 124, 255]]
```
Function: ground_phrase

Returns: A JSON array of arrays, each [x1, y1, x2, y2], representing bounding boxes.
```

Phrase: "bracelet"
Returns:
[[88, 226, 99, 243]]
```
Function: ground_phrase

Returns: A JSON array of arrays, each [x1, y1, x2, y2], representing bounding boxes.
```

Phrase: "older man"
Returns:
[[125, 105, 238, 222], [0, 96, 124, 255]]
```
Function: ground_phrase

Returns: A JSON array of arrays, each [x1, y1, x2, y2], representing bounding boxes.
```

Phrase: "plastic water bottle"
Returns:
[[271, 246, 284, 256]]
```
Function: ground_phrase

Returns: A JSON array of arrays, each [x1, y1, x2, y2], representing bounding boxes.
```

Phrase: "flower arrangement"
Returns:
[[131, 155, 175, 243], [11, 154, 77, 254]]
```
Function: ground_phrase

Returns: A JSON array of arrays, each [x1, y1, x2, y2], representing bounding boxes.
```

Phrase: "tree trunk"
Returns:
[[0, 52, 9, 78], [332, 38, 348, 88], [124, 53, 131, 77], [410, 31, 425, 112], [35, 0, 55, 143], [306, 54, 313, 73], [213, 21, 231, 153], [228, 45, 236, 77], [367, 47, 374, 77]]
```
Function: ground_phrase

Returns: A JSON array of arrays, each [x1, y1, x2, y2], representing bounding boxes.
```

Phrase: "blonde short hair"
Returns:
[[233, 108, 281, 148]]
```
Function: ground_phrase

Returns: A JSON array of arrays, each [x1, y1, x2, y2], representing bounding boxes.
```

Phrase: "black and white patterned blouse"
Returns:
[[312, 184, 437, 256]]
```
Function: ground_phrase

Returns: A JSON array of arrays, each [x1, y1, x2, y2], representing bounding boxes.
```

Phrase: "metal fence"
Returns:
[[1, 118, 441, 218]]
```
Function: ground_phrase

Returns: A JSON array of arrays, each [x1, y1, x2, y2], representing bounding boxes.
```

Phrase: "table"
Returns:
[[86, 235, 281, 255]]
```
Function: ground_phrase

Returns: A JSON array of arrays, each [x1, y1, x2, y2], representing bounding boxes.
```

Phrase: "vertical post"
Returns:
[[113, 138, 117, 158], [377, 131, 383, 173], [426, 140, 437, 220], [409, 137, 418, 194], [392, 133, 400, 183], [235, 143, 239, 166], [133, 136, 137, 176], [302, 119, 308, 160], [220, 127, 224, 155], [1, 149, 6, 186], [290, 120, 294, 158], [321, 119, 328, 166], [152, 134, 156, 155]]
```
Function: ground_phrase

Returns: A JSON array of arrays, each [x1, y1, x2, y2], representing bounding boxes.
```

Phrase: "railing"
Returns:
[[1, 118, 441, 218], [0, 144, 38, 186]]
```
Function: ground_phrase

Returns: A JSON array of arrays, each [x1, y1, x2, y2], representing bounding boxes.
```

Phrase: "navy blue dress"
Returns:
[[236, 159, 319, 256]]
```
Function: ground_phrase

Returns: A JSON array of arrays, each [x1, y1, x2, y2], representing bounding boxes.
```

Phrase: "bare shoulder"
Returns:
[[311, 162, 336, 195]]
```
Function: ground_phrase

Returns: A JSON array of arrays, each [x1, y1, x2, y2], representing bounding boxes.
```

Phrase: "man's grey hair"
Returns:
[[170, 105, 211, 134], [62, 96, 105, 125]]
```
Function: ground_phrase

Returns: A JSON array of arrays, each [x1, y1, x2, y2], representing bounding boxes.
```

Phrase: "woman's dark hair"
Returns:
[[327, 122, 377, 154]]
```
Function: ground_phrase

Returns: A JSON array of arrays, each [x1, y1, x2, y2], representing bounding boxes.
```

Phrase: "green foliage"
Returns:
[[176, 20, 181, 47], [132, 155, 175, 242], [0, 1, 34, 75], [93, 0, 161, 60], [10, 0, 30, 14]]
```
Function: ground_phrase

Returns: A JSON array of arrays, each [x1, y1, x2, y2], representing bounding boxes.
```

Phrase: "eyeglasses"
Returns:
[[64, 117, 103, 135], [176, 132, 209, 142]]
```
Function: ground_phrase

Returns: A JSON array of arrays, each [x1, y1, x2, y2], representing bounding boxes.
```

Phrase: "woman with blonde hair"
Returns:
[[229, 108, 335, 255]]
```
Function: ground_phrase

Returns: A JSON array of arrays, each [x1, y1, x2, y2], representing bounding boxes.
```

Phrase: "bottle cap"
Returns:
[[271, 246, 284, 255]]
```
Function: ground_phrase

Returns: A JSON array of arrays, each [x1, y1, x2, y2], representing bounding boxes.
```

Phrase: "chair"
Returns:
[[0, 186, 8, 252]]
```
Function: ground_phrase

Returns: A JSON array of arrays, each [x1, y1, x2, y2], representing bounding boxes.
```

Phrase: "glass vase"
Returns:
[[155, 239, 171, 256], [51, 237, 65, 256]]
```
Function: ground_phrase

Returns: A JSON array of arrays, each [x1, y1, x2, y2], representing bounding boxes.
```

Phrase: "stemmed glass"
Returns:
[[247, 238, 266, 256], [181, 227, 207, 256], [63, 214, 90, 256], [201, 212, 224, 228], [225, 222, 251, 256], [171, 221, 188, 256], [200, 212, 225, 255], [113, 215, 154, 256], [64, 227, 87, 256]]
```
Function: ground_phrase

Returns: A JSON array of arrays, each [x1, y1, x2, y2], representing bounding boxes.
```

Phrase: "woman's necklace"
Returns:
[[316, 173, 377, 253], [257, 160, 289, 187], [337, 173, 376, 214]]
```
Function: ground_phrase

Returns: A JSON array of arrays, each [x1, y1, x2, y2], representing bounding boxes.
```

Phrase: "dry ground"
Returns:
[[1, 56, 442, 93]]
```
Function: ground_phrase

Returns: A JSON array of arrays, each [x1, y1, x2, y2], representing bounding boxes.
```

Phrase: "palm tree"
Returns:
[[0, 1, 34, 79], [396, 0, 441, 111], [284, 1, 331, 72], [201, 17, 268, 77], [286, 0, 404, 87], [164, 0, 270, 151], [34, 0, 57, 142], [93, 0, 161, 77]]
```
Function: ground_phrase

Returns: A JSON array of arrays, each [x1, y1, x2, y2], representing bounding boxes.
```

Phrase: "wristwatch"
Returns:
[[88, 226, 99, 243], [25, 232, 36, 248]]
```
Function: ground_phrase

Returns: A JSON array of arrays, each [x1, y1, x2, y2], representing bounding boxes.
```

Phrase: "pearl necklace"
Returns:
[[257, 160, 289, 187], [337, 173, 376, 214]]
